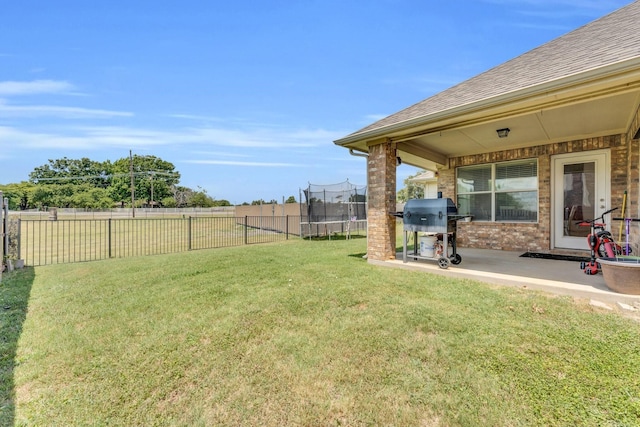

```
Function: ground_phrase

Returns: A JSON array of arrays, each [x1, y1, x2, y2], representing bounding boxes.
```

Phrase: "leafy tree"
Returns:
[[0, 182, 37, 210], [397, 170, 426, 202], [29, 157, 112, 188], [70, 187, 114, 209], [189, 190, 215, 207], [30, 183, 114, 209], [250, 199, 279, 205], [161, 196, 177, 208], [21, 155, 236, 209], [170, 185, 192, 208], [109, 155, 180, 206], [285, 196, 296, 203], [30, 185, 57, 209], [27, 157, 116, 209], [166, 185, 230, 207]]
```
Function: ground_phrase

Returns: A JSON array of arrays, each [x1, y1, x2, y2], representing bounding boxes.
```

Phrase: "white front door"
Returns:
[[552, 150, 610, 250]]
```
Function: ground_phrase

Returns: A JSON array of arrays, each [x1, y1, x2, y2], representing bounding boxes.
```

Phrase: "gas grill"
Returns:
[[399, 198, 469, 268]]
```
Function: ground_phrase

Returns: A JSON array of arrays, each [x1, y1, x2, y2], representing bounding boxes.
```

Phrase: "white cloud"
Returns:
[[185, 159, 302, 167], [0, 102, 133, 119], [189, 150, 251, 158], [0, 126, 157, 150], [0, 126, 87, 150], [168, 112, 345, 146], [167, 113, 226, 122], [0, 79, 76, 96], [75, 126, 175, 146], [0, 123, 343, 151], [186, 126, 341, 148], [0, 79, 122, 119]]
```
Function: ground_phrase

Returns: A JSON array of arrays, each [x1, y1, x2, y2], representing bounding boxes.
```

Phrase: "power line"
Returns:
[[32, 171, 179, 182]]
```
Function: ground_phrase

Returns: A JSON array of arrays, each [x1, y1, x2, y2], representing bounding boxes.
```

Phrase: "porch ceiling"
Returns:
[[398, 90, 640, 169]]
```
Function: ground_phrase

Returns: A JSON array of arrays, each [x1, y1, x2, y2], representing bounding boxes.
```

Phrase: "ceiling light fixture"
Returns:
[[496, 128, 510, 138]]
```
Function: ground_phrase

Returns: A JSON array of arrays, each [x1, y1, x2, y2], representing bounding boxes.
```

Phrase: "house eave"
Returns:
[[334, 56, 640, 149]]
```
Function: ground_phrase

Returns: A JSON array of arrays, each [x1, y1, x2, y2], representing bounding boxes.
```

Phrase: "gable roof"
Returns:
[[338, 1, 640, 143]]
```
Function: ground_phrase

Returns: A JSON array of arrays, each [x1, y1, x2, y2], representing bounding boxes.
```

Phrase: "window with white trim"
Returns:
[[456, 160, 538, 222]]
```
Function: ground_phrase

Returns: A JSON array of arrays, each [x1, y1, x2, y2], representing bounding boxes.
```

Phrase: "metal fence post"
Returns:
[[0, 192, 3, 281], [17, 218, 21, 261], [286, 215, 289, 240], [244, 216, 248, 245], [188, 216, 192, 251], [2, 195, 7, 263], [108, 218, 112, 258]]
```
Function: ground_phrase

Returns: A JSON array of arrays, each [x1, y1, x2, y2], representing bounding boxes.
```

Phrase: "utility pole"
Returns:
[[130, 150, 135, 218]]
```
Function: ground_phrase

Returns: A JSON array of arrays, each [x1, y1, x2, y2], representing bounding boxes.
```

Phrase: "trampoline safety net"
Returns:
[[300, 180, 367, 237]]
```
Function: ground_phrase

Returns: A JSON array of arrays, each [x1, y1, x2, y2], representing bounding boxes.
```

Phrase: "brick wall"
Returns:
[[367, 141, 397, 260], [625, 106, 640, 247], [441, 135, 632, 252]]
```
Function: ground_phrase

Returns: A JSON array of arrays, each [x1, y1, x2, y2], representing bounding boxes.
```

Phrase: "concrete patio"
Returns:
[[368, 248, 640, 308]]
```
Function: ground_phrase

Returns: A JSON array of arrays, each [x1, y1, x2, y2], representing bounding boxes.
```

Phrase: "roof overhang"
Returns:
[[335, 57, 640, 170]]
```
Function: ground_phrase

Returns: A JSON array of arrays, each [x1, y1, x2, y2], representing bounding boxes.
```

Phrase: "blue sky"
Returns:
[[0, 0, 631, 205]]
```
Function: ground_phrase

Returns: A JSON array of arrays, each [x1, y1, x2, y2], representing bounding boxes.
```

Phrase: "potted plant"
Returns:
[[598, 255, 640, 294]]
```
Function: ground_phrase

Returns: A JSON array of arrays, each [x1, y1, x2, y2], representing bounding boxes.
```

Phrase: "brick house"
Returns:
[[335, 1, 640, 261]]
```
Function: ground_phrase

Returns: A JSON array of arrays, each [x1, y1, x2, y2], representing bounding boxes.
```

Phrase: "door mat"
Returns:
[[520, 252, 590, 262]]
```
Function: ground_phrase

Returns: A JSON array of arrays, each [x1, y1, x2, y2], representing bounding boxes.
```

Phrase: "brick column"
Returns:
[[367, 140, 397, 260]]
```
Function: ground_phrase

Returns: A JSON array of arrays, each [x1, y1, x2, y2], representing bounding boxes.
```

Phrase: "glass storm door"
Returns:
[[552, 151, 609, 250]]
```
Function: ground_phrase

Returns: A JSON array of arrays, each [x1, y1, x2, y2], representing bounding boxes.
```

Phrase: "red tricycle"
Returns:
[[577, 207, 632, 275]]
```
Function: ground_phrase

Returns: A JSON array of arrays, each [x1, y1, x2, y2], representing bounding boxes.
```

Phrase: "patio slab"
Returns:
[[369, 248, 640, 306]]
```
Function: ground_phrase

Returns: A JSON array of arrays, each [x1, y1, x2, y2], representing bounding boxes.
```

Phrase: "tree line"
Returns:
[[0, 155, 234, 210], [1, 156, 424, 211]]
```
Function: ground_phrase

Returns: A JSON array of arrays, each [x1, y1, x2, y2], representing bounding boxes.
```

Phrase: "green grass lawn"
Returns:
[[2, 238, 640, 426]]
